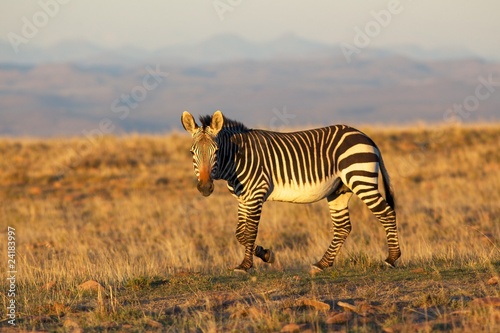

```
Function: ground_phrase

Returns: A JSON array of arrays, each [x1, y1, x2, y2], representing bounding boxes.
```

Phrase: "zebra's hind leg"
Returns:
[[312, 185, 353, 272], [375, 205, 401, 267], [355, 189, 401, 267]]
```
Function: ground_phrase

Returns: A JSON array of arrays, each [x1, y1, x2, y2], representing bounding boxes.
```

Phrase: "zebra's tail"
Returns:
[[379, 153, 395, 210]]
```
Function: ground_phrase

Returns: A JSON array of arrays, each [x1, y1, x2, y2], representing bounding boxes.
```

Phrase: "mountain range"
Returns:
[[0, 34, 498, 137], [0, 33, 484, 65]]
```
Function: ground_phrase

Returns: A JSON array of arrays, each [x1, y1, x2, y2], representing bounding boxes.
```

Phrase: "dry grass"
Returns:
[[0, 124, 499, 332]]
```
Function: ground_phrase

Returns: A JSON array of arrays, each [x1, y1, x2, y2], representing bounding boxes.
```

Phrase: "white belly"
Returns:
[[266, 177, 339, 203]]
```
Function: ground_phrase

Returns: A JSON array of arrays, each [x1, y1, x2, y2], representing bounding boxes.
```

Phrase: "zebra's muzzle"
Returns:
[[197, 181, 214, 197]]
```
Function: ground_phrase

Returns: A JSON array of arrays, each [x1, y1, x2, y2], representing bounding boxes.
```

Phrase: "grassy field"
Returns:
[[0, 124, 499, 332]]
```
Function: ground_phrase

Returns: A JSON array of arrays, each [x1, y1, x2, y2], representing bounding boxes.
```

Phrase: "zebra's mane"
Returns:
[[199, 114, 250, 133]]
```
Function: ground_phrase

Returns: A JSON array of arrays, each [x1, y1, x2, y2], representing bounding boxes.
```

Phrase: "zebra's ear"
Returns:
[[181, 111, 198, 135], [210, 110, 224, 135]]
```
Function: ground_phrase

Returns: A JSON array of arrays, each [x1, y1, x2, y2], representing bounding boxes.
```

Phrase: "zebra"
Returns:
[[181, 110, 401, 273]]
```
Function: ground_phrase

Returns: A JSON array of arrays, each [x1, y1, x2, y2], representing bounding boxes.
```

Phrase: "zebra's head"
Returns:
[[181, 110, 224, 197]]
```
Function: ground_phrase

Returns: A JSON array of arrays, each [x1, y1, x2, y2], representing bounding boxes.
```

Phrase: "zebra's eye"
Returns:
[[189, 149, 195, 155]]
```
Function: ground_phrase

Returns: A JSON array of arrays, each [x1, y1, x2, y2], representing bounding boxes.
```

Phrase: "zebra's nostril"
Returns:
[[197, 182, 214, 197]]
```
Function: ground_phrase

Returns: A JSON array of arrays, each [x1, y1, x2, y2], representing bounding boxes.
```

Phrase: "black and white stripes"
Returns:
[[181, 110, 401, 272]]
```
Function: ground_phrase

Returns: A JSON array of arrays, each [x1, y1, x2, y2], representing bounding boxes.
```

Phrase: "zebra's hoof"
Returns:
[[310, 264, 324, 276], [255, 246, 275, 264], [266, 249, 275, 264], [232, 265, 250, 274], [384, 259, 396, 268]]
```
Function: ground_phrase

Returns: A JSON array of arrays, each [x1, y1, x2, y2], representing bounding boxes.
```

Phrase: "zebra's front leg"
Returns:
[[233, 200, 272, 272], [312, 189, 353, 272]]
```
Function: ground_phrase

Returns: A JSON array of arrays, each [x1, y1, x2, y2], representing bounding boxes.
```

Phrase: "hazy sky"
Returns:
[[1, 0, 499, 58]]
